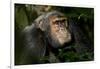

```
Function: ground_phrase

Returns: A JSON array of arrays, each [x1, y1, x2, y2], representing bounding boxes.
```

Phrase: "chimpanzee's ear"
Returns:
[[38, 19, 46, 31]]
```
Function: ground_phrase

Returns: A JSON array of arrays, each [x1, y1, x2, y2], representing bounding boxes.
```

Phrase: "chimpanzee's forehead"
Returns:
[[49, 15, 67, 22], [47, 13, 66, 22], [46, 11, 65, 18]]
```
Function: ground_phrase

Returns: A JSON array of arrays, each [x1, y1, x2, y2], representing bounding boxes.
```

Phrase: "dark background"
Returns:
[[15, 4, 94, 64]]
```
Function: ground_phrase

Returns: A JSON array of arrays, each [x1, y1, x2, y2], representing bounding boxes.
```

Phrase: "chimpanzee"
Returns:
[[16, 11, 92, 65]]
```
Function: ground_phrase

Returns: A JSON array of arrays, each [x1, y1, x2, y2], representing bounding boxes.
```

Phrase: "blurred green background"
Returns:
[[15, 4, 94, 64]]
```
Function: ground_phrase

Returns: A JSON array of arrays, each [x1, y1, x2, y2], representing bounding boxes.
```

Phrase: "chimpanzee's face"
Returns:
[[49, 15, 71, 47]]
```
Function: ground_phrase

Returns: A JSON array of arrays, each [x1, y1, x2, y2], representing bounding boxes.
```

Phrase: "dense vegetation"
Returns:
[[15, 4, 94, 64]]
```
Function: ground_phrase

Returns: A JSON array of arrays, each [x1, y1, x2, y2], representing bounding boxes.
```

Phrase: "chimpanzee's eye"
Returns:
[[56, 20, 60, 23], [53, 20, 59, 25], [62, 19, 66, 23]]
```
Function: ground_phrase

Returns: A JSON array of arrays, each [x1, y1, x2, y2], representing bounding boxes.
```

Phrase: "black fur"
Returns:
[[16, 11, 92, 65]]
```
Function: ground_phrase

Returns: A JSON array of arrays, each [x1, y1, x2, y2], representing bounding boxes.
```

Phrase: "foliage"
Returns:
[[15, 4, 94, 63]]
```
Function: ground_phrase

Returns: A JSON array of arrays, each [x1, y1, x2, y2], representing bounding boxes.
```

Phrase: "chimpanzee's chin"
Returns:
[[50, 39, 65, 48]]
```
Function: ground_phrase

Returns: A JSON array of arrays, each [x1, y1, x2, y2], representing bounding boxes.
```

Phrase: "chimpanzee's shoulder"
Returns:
[[22, 24, 36, 33]]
